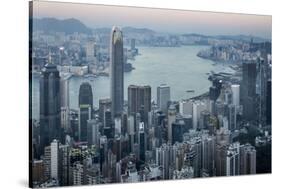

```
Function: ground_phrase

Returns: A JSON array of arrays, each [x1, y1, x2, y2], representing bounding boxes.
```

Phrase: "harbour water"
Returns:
[[31, 45, 235, 120]]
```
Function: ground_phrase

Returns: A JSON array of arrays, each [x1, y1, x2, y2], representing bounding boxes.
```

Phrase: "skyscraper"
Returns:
[[240, 144, 256, 175], [110, 26, 124, 119], [257, 58, 268, 126], [189, 138, 203, 177], [192, 101, 207, 130], [87, 119, 100, 146], [199, 110, 211, 130], [78, 82, 93, 142], [114, 117, 122, 135], [228, 104, 237, 131], [241, 62, 257, 120], [103, 109, 114, 139], [179, 100, 193, 117], [215, 142, 228, 176], [157, 84, 170, 112], [168, 105, 176, 142], [60, 75, 70, 132], [99, 98, 111, 126], [171, 120, 184, 144], [128, 85, 151, 115], [138, 122, 146, 162], [60, 74, 71, 108], [202, 135, 215, 176], [231, 84, 240, 108], [59, 144, 71, 186], [50, 139, 59, 180], [43, 146, 51, 180], [209, 79, 222, 102], [128, 85, 151, 123], [226, 143, 240, 176], [224, 90, 233, 105], [99, 136, 108, 175], [61, 107, 70, 131], [127, 115, 135, 153], [266, 80, 272, 125], [40, 59, 61, 155], [156, 144, 171, 179], [243, 62, 257, 96], [85, 39, 96, 62]]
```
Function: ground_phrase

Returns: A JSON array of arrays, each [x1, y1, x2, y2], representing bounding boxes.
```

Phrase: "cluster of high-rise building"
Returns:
[[31, 26, 272, 187], [31, 27, 138, 78], [197, 40, 272, 64]]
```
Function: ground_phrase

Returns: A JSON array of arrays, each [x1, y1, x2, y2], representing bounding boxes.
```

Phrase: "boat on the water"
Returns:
[[186, 90, 195, 93]]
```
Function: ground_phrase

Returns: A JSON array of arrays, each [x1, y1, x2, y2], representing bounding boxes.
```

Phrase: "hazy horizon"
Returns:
[[32, 1, 272, 39]]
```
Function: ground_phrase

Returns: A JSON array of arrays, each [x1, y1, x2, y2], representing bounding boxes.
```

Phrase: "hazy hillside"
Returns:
[[32, 17, 92, 34]]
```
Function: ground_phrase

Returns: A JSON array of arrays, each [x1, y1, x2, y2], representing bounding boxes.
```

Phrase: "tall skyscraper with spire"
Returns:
[[110, 26, 124, 119], [39, 54, 61, 155]]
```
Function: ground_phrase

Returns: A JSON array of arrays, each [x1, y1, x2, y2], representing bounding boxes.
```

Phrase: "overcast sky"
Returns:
[[32, 1, 272, 39]]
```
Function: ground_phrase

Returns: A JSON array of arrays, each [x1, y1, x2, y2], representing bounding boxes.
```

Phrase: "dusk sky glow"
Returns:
[[33, 1, 272, 39]]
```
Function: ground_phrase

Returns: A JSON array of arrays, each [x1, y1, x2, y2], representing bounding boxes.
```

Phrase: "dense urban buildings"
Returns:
[[30, 4, 272, 188]]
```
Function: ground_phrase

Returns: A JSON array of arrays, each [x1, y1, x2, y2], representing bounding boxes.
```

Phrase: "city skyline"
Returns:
[[32, 1, 272, 39], [30, 1, 272, 188]]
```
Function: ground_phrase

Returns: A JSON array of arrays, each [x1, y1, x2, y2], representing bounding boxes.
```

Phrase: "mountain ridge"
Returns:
[[32, 17, 92, 34], [32, 17, 271, 43]]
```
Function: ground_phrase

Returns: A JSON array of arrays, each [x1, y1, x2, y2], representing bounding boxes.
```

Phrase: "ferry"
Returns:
[[186, 90, 195, 93]]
